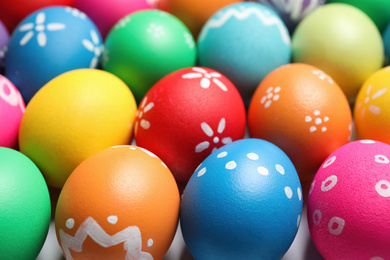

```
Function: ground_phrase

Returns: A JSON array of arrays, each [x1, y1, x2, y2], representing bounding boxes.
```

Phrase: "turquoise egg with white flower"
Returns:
[[180, 138, 302, 259], [5, 6, 103, 102], [198, 2, 291, 105]]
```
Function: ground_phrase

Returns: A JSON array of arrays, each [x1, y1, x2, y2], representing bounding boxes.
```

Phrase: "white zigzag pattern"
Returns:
[[59, 217, 153, 260], [199, 6, 290, 45]]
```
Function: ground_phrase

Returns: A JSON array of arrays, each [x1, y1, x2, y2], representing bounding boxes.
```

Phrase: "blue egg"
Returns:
[[180, 138, 302, 259], [197, 2, 291, 105], [383, 22, 390, 65], [5, 6, 103, 102]]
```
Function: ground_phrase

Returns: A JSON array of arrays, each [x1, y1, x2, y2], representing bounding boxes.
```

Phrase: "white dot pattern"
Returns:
[[147, 239, 153, 247], [107, 215, 118, 224], [217, 151, 228, 158], [375, 155, 389, 164], [321, 175, 338, 192], [66, 218, 75, 229], [285, 186, 293, 199], [313, 210, 322, 225], [275, 164, 285, 175], [247, 153, 259, 160], [328, 217, 345, 235], [323, 156, 336, 168], [197, 167, 207, 177], [226, 161, 237, 170], [297, 187, 302, 201], [375, 180, 390, 197], [257, 166, 269, 176]]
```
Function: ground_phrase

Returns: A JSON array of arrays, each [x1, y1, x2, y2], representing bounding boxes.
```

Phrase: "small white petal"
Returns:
[[217, 118, 226, 133], [221, 137, 232, 144], [20, 31, 34, 46], [37, 32, 47, 47], [197, 167, 207, 177], [36, 12, 46, 24], [285, 186, 293, 199], [200, 78, 210, 88], [275, 164, 285, 175], [217, 151, 227, 158], [91, 30, 100, 44], [305, 116, 312, 122], [314, 110, 320, 116], [195, 141, 209, 153], [140, 119, 150, 129], [182, 72, 202, 79], [372, 88, 387, 99], [368, 105, 381, 115], [82, 39, 95, 52], [90, 57, 98, 68], [107, 215, 118, 224], [192, 67, 208, 74], [310, 126, 317, 132], [144, 102, 154, 113], [213, 78, 228, 91], [47, 23, 66, 31], [19, 23, 34, 31], [201, 122, 213, 137]]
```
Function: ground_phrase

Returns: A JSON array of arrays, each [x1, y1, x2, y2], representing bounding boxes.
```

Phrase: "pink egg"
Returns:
[[73, 0, 156, 38], [0, 75, 25, 149], [307, 140, 390, 259]]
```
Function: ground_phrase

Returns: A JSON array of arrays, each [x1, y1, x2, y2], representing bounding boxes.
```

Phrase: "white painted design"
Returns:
[[247, 153, 259, 160], [65, 7, 87, 19], [258, 0, 322, 21], [197, 167, 207, 177], [306, 110, 329, 133], [297, 187, 302, 201], [82, 30, 103, 68], [285, 186, 293, 199], [355, 84, 387, 120], [19, 12, 66, 47], [115, 16, 131, 30], [328, 217, 345, 235], [309, 180, 315, 195], [275, 164, 285, 175], [312, 69, 333, 84], [257, 166, 269, 176], [147, 239, 153, 247], [184, 32, 195, 49], [107, 215, 118, 224], [297, 215, 301, 228], [147, 23, 164, 38], [375, 180, 390, 197], [360, 140, 376, 144], [135, 97, 154, 136], [260, 86, 281, 108], [195, 118, 232, 153], [182, 67, 228, 92], [313, 209, 322, 225], [375, 155, 389, 164], [198, 6, 290, 45], [323, 156, 336, 168], [321, 175, 337, 192], [66, 218, 75, 229], [0, 78, 25, 112], [226, 161, 237, 170], [217, 151, 228, 158], [59, 217, 153, 260]]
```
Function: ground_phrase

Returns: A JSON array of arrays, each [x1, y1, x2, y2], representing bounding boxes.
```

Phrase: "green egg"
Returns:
[[0, 147, 51, 260], [102, 9, 197, 103]]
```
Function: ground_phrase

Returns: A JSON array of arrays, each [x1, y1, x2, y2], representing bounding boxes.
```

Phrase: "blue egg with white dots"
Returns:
[[5, 6, 103, 102], [197, 2, 291, 105], [180, 138, 302, 260]]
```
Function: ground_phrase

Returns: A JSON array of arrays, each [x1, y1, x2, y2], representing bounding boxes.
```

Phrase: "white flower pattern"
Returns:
[[135, 97, 154, 136], [355, 84, 387, 120], [260, 86, 281, 108], [65, 7, 87, 19], [195, 118, 232, 153], [305, 109, 329, 133], [313, 69, 333, 84], [182, 67, 228, 91], [82, 30, 103, 68]]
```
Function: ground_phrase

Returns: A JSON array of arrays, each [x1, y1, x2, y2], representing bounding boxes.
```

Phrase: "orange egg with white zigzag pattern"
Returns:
[[55, 145, 180, 260]]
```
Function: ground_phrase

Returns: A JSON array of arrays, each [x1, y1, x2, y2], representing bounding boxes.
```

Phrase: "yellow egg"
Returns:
[[19, 69, 137, 188], [354, 66, 390, 142]]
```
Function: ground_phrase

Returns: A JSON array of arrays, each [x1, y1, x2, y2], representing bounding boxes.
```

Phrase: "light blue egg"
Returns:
[[5, 6, 103, 102], [181, 138, 302, 260], [197, 2, 291, 105]]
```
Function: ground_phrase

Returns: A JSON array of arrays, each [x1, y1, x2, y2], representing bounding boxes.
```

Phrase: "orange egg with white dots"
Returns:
[[248, 63, 352, 181], [55, 145, 180, 260]]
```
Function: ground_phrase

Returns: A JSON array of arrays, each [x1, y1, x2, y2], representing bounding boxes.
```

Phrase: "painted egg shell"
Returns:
[[308, 140, 390, 259], [354, 66, 390, 142], [0, 0, 74, 32], [19, 69, 137, 188], [157, 0, 241, 37], [292, 3, 384, 102], [5, 6, 103, 102], [0, 19, 9, 68], [181, 138, 303, 259], [383, 24, 390, 64], [134, 67, 246, 184], [198, 2, 291, 105], [0, 75, 25, 149], [327, 0, 390, 32], [103, 10, 196, 103], [249, 0, 325, 32], [0, 147, 51, 260], [248, 63, 352, 182], [73, 0, 155, 39], [55, 145, 180, 260]]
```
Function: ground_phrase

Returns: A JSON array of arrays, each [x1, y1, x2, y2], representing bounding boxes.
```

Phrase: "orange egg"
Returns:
[[248, 63, 352, 181], [158, 0, 241, 37], [55, 145, 180, 260]]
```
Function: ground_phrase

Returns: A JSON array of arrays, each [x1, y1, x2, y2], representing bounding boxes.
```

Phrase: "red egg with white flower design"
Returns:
[[134, 67, 246, 183]]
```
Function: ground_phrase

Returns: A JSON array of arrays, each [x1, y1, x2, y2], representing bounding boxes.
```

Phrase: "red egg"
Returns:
[[134, 67, 246, 183]]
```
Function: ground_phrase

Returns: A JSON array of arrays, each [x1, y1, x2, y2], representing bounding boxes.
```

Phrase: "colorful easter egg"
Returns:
[[0, 20, 9, 68], [354, 67, 390, 143], [73, 0, 155, 39], [327, 0, 390, 32], [157, 0, 240, 37], [5, 6, 103, 102], [248, 63, 352, 181], [198, 2, 291, 105], [103, 10, 196, 103], [308, 140, 390, 259], [134, 67, 246, 183], [0, 0, 74, 32], [0, 75, 25, 149], [249, 0, 325, 32], [181, 138, 303, 259], [382, 24, 390, 65], [0, 147, 51, 260], [55, 145, 180, 260], [292, 3, 384, 102], [19, 69, 137, 188]]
